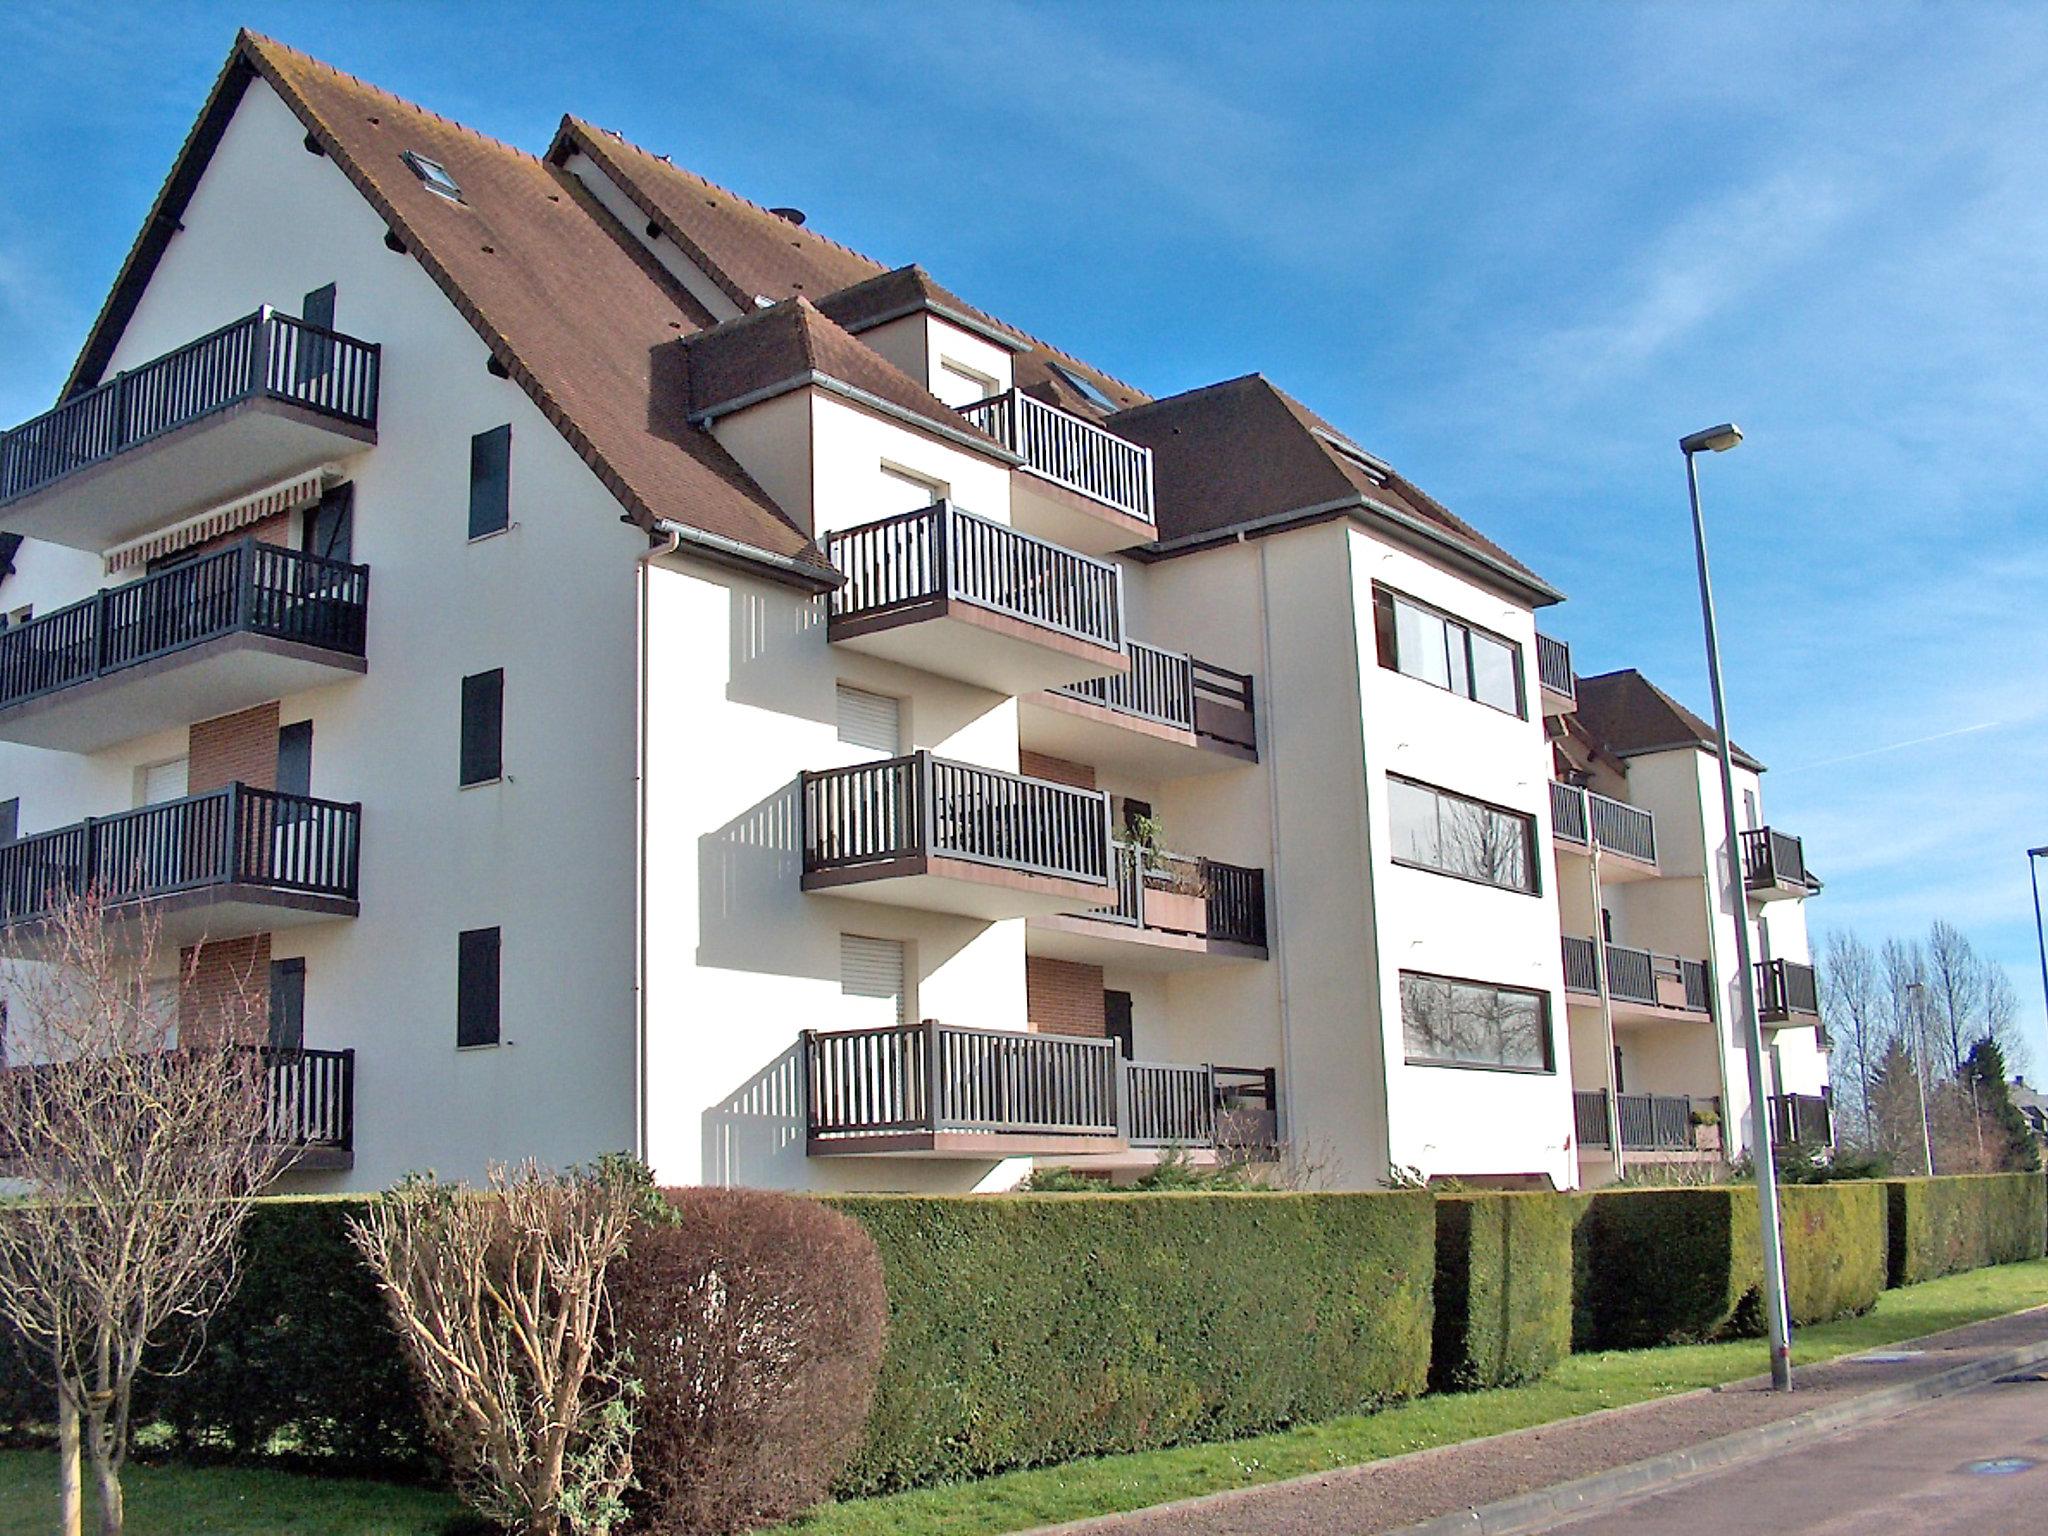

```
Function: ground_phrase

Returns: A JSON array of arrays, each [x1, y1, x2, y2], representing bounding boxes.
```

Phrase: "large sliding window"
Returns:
[[1373, 585, 1525, 717], [1401, 971, 1553, 1072], [1387, 776, 1537, 893]]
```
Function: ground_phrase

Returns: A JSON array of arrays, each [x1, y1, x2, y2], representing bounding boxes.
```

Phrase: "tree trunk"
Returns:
[[91, 1453, 123, 1536], [56, 1387, 81, 1536]]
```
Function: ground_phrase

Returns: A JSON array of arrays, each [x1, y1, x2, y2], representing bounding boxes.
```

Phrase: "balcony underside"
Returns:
[[0, 399, 374, 551], [0, 634, 365, 753], [1747, 876, 1810, 903], [278, 1142, 355, 1173], [802, 854, 1113, 919], [808, 1128, 1127, 1158], [1551, 837, 1659, 882], [1026, 912, 1268, 971], [1018, 691, 1254, 778], [829, 600, 1126, 696], [0, 886, 357, 960], [1608, 995, 1712, 1026], [1007, 472, 1156, 556], [1539, 680, 1577, 717]]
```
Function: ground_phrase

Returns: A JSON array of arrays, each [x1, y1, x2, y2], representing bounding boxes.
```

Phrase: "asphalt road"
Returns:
[[1546, 1369, 2048, 1535]]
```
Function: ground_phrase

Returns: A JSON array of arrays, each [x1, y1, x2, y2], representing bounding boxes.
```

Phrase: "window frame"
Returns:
[[268, 957, 306, 1053], [1399, 969, 1555, 1075], [402, 150, 464, 203], [468, 425, 512, 541], [459, 668, 505, 787], [1385, 773, 1540, 896], [457, 926, 502, 1049], [1372, 583, 1527, 719]]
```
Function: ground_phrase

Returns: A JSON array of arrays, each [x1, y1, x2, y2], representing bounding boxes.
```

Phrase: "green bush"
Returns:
[[1886, 1174, 2048, 1288], [1431, 1193, 1572, 1390], [830, 1191, 1435, 1494], [1758, 1183, 1887, 1325]]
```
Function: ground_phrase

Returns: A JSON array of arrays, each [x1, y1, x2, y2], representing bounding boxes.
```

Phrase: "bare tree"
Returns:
[[1818, 929, 1884, 1146], [1923, 920, 1985, 1079], [347, 1160, 645, 1536], [0, 890, 285, 1536]]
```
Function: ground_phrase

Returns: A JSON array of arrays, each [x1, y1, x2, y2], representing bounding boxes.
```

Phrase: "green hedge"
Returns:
[[829, 1192, 1435, 1495], [1431, 1193, 1572, 1390], [1886, 1175, 2048, 1287], [1571, 1183, 1885, 1350]]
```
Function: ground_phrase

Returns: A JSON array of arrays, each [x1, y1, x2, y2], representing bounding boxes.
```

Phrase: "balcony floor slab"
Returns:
[[1026, 912, 1268, 971], [1019, 691, 1254, 778], [802, 855, 1114, 920], [1008, 472, 1156, 556], [0, 887, 358, 960], [829, 600, 1126, 696], [808, 1129, 1128, 1158]]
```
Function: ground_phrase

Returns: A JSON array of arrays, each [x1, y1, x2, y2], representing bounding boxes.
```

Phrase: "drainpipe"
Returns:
[[634, 520, 683, 1169], [1589, 835, 1624, 1181], [1255, 541, 1299, 1154]]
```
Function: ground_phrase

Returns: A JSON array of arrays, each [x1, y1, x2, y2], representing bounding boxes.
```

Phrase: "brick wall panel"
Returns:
[[1019, 751, 1096, 790], [187, 702, 280, 794], [179, 934, 271, 1046], [1027, 956, 1106, 1038]]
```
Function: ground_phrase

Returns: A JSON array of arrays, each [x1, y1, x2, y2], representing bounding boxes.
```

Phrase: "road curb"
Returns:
[[1386, 1336, 2048, 1536]]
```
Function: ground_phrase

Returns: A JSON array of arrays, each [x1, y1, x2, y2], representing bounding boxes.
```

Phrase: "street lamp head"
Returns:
[[1680, 423, 1744, 455], [2029, 845, 2048, 859]]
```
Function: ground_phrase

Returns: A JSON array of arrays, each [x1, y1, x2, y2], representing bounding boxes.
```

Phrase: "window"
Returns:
[[303, 484, 354, 564], [460, 669, 504, 786], [1387, 776, 1536, 893], [878, 461, 947, 513], [268, 958, 305, 1052], [469, 425, 511, 539], [402, 150, 463, 202], [1104, 989, 1134, 1059], [0, 799, 17, 845], [936, 357, 998, 405], [835, 685, 900, 756], [277, 720, 313, 800], [457, 927, 501, 1047], [1372, 585, 1525, 717], [1049, 360, 1117, 412], [1401, 971, 1553, 1072], [301, 284, 336, 331], [839, 935, 906, 1028], [298, 284, 337, 385], [137, 757, 187, 807]]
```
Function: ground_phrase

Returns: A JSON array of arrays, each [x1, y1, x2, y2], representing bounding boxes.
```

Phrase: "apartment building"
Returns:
[[0, 32, 1821, 1194]]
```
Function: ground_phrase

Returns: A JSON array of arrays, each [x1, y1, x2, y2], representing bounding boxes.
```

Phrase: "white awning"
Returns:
[[104, 469, 331, 574]]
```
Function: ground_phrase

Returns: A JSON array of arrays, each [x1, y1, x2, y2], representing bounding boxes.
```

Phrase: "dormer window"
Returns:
[[1049, 361, 1116, 412], [402, 151, 463, 202]]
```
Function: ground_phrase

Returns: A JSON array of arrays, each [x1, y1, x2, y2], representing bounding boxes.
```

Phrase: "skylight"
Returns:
[[1049, 361, 1117, 412], [1314, 428, 1390, 484], [402, 151, 463, 203]]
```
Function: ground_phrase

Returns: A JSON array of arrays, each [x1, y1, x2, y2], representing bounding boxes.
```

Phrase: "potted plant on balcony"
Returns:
[[1127, 815, 1210, 937], [1689, 1105, 1722, 1152]]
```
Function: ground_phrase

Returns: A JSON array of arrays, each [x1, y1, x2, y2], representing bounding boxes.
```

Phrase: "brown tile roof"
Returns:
[[1110, 375, 1558, 602], [813, 266, 1028, 352], [683, 297, 1014, 460], [63, 32, 838, 587], [1575, 668, 1765, 772]]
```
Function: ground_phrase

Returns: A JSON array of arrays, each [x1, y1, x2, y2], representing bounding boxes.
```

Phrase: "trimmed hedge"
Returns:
[[829, 1192, 1435, 1495], [1432, 1193, 1572, 1390], [1886, 1174, 2048, 1287]]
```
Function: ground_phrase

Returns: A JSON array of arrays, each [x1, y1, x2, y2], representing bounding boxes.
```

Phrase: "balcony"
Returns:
[[1742, 827, 1817, 900], [1536, 632, 1576, 716], [1549, 781, 1657, 877], [1604, 943, 1712, 1022], [826, 501, 1126, 695], [1756, 958, 1820, 1023], [1573, 1089, 1710, 1153], [0, 784, 361, 955], [1769, 1092, 1833, 1147], [1021, 639, 1256, 776], [0, 310, 379, 551], [1030, 841, 1268, 969], [0, 540, 368, 753], [957, 390, 1154, 553], [800, 752, 1113, 918], [802, 1018, 1275, 1158]]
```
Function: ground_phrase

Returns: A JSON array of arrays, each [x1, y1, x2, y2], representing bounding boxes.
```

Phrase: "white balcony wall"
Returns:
[[856, 313, 1015, 407]]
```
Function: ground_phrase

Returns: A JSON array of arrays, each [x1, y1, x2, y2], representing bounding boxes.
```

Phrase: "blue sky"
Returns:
[[3, 2, 2045, 1061]]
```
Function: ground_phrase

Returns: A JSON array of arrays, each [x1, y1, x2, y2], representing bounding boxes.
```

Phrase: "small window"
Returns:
[[460, 669, 504, 786], [457, 927, 501, 1048], [2, 605, 32, 630], [303, 483, 354, 564], [835, 685, 901, 756], [402, 151, 463, 202], [1401, 971, 1553, 1073], [840, 935, 906, 1028], [878, 461, 946, 513], [0, 798, 18, 845], [277, 720, 313, 800], [137, 757, 188, 807], [936, 357, 999, 405], [301, 284, 336, 331], [1049, 361, 1117, 412], [1372, 585, 1526, 718], [469, 425, 511, 539], [268, 958, 306, 1052]]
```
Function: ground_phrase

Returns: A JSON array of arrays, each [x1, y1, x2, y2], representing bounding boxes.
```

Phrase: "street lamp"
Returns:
[[1682, 422, 1794, 1392], [2029, 849, 2048, 1051], [1903, 980, 1937, 1175]]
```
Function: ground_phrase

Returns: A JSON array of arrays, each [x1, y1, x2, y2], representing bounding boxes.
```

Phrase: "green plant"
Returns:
[[828, 1192, 1434, 1495], [1886, 1173, 2048, 1286], [1689, 1107, 1720, 1128], [1430, 1193, 1572, 1390]]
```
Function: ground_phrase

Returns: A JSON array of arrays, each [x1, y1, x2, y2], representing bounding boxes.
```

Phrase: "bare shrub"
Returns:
[[0, 889, 285, 1536], [347, 1159, 646, 1536], [610, 1188, 888, 1534]]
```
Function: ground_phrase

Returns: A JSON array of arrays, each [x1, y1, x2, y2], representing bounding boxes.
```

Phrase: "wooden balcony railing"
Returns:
[[958, 390, 1154, 523], [1561, 935, 1600, 994], [1550, 780, 1588, 844], [1617, 1092, 1695, 1151], [801, 752, 1113, 887], [803, 1020, 1277, 1153], [1741, 827, 1814, 892], [0, 310, 379, 505], [1051, 642, 1257, 753], [0, 784, 361, 924], [1603, 943, 1713, 1014], [1536, 632, 1575, 699], [1756, 958, 1821, 1021], [827, 500, 1123, 652], [1085, 842, 1268, 947], [1548, 782, 1656, 864], [1769, 1092, 1833, 1146], [0, 540, 368, 711], [1574, 1088, 1613, 1148]]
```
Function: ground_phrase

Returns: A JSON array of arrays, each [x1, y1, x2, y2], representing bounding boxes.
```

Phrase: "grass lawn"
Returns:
[[0, 1260, 2042, 1536]]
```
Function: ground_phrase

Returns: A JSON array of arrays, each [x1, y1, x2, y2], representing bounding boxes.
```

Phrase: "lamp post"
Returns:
[[2029, 849, 2048, 1051], [1681, 422, 1793, 1391], [1903, 979, 1938, 1175]]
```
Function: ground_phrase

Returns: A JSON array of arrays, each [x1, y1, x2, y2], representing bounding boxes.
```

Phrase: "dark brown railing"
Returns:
[[0, 310, 379, 504], [0, 540, 368, 711], [262, 1046, 355, 1151], [1589, 789, 1657, 865], [1561, 935, 1600, 994], [1125, 1060, 1216, 1147], [1550, 780, 1589, 844], [801, 752, 1113, 887], [1769, 1092, 1832, 1146], [1617, 1092, 1694, 1151], [1051, 641, 1258, 754], [1756, 958, 1821, 1021], [958, 389, 1154, 522], [827, 501, 1123, 651], [1574, 1088, 1613, 1148], [1214, 1065, 1279, 1156], [1536, 632, 1575, 699], [1742, 827, 1813, 892], [0, 784, 361, 924], [1084, 842, 1267, 947]]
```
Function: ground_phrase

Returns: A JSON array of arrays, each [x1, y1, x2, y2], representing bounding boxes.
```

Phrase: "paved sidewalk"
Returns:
[[1039, 1306, 2048, 1536]]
